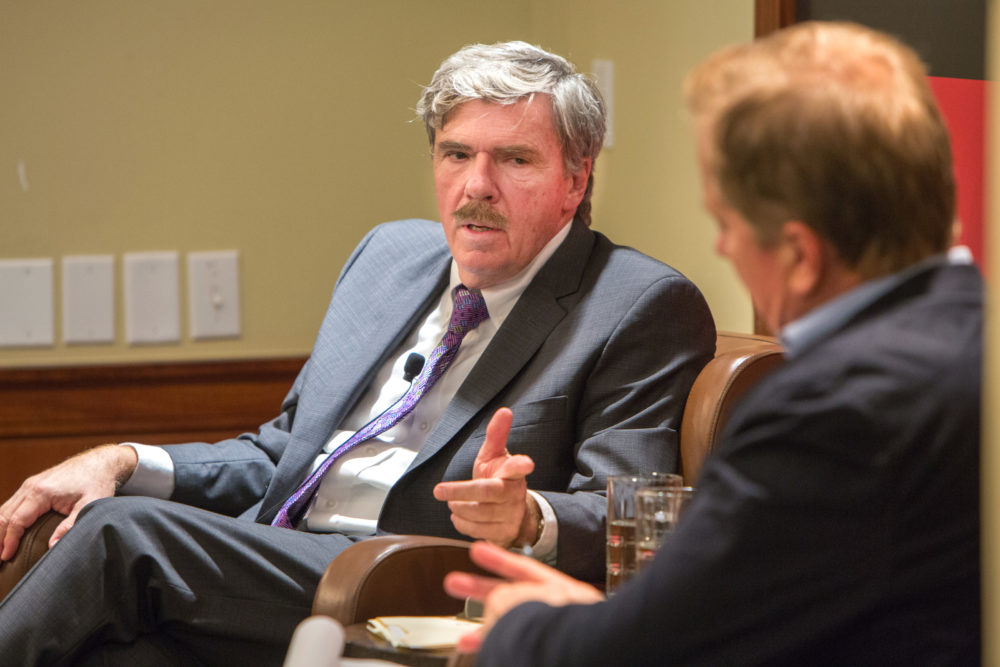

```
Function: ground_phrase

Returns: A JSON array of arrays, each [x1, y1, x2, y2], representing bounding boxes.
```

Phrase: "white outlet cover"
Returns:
[[124, 251, 180, 345], [62, 255, 115, 344], [188, 250, 241, 339], [0, 258, 54, 347]]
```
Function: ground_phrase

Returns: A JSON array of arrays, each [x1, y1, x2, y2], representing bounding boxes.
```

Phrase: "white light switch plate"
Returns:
[[62, 255, 115, 344], [188, 250, 241, 339], [591, 59, 614, 148], [124, 252, 180, 344], [0, 258, 54, 347]]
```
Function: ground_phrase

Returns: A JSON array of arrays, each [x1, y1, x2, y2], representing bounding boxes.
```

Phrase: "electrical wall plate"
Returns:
[[0, 258, 54, 347], [124, 251, 180, 345], [187, 250, 241, 339], [62, 255, 115, 344]]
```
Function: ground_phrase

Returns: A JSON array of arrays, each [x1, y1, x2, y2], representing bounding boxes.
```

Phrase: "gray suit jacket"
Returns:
[[164, 219, 715, 581]]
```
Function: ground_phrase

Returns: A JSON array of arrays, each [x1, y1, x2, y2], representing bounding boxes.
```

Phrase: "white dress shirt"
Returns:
[[121, 221, 571, 561]]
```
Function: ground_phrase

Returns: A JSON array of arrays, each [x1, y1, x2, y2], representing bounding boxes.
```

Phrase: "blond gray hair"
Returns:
[[417, 41, 605, 226], [686, 22, 954, 278]]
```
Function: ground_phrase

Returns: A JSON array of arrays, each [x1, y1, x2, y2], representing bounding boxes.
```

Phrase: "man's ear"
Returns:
[[779, 221, 825, 297], [561, 158, 593, 218], [568, 158, 592, 197]]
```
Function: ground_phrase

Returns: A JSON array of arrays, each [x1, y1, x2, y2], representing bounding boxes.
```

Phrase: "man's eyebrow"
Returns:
[[495, 145, 543, 160], [435, 140, 472, 153], [434, 141, 543, 160]]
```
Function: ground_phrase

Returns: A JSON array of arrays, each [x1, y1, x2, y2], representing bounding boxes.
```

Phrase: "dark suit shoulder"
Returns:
[[590, 228, 694, 283], [571, 231, 710, 327], [713, 262, 981, 502], [760, 262, 981, 406]]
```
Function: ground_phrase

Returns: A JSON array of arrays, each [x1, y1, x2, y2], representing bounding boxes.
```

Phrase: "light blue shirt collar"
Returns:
[[780, 247, 971, 360]]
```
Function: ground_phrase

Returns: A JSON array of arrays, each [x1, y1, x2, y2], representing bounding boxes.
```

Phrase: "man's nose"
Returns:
[[464, 154, 498, 201]]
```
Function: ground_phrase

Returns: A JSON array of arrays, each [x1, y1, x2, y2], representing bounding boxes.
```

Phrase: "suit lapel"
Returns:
[[263, 247, 452, 513], [409, 221, 596, 469]]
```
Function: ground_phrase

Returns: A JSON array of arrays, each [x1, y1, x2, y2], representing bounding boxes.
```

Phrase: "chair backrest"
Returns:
[[679, 331, 784, 484]]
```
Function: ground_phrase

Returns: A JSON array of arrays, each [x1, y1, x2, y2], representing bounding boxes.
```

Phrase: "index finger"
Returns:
[[0, 521, 24, 562], [444, 569, 505, 601], [467, 540, 558, 583], [475, 408, 514, 464], [433, 477, 509, 502], [0, 495, 49, 561], [456, 628, 485, 654]]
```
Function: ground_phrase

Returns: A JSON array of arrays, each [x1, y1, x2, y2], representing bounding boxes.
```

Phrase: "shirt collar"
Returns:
[[779, 247, 969, 359], [448, 220, 573, 327]]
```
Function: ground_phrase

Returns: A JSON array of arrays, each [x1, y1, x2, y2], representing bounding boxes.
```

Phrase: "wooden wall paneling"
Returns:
[[0, 357, 306, 501], [755, 0, 797, 38]]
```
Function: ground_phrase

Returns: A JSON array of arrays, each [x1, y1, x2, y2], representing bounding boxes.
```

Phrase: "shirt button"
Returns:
[[365, 446, 376, 455], [418, 421, 429, 431]]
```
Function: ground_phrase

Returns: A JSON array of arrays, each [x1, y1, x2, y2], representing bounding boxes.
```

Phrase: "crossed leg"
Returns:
[[0, 496, 354, 666]]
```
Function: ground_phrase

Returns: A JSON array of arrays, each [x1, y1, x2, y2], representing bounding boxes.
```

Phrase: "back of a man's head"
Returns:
[[686, 21, 955, 279], [416, 41, 606, 226]]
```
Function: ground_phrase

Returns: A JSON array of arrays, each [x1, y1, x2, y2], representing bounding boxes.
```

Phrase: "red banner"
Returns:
[[928, 76, 987, 267]]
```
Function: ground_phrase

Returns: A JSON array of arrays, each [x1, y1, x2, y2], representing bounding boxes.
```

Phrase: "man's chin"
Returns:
[[453, 259, 512, 291]]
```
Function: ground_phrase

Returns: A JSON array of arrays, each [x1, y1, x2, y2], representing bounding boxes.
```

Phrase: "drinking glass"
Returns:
[[634, 485, 693, 574], [605, 472, 681, 594]]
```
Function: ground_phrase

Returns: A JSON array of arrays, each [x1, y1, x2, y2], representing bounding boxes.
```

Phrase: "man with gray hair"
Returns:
[[0, 41, 714, 663]]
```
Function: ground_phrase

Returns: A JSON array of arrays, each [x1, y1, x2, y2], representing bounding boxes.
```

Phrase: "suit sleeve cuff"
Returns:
[[117, 442, 175, 499], [527, 489, 558, 565]]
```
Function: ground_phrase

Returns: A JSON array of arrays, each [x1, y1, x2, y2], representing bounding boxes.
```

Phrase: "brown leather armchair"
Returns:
[[0, 509, 61, 600], [0, 332, 783, 661]]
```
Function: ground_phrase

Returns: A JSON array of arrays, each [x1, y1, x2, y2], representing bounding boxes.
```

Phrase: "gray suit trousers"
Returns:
[[0, 496, 354, 665]]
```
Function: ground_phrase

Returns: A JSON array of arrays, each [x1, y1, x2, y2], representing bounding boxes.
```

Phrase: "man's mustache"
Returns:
[[453, 201, 508, 228]]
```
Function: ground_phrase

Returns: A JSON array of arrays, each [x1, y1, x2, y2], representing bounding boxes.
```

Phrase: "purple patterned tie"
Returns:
[[272, 284, 489, 529]]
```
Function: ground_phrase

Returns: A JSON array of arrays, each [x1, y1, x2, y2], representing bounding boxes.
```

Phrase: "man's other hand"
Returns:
[[433, 408, 538, 548], [0, 444, 137, 560], [444, 541, 604, 652]]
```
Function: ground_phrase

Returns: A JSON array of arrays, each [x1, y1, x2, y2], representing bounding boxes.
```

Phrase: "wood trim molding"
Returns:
[[751, 0, 797, 335], [755, 0, 797, 38], [0, 357, 306, 500]]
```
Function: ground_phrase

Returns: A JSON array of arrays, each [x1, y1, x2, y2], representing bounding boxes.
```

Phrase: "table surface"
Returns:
[[342, 658, 411, 666], [343, 623, 453, 667]]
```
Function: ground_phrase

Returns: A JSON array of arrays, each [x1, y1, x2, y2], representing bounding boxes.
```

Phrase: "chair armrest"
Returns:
[[312, 535, 485, 626], [0, 511, 63, 600], [446, 652, 478, 667], [680, 333, 783, 483]]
